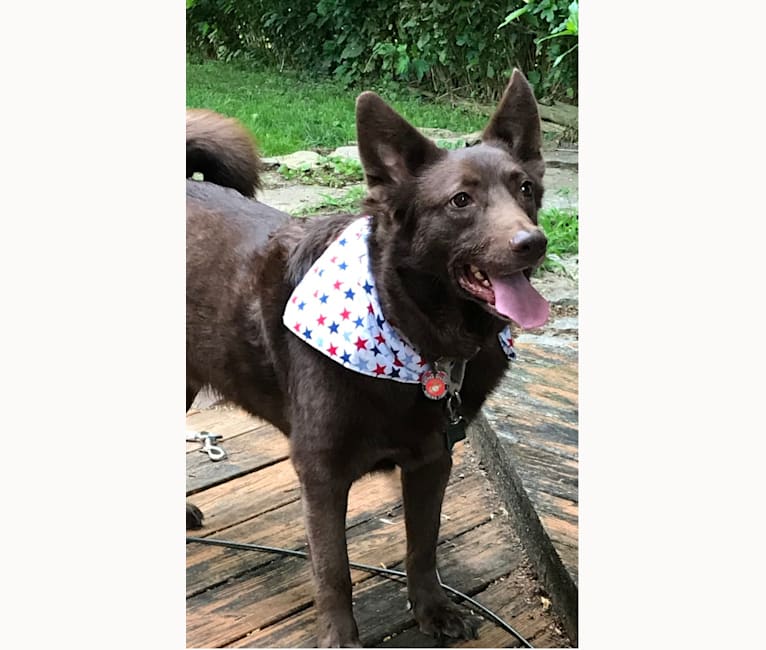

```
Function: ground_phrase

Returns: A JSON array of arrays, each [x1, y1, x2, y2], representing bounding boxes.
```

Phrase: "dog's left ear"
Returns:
[[356, 92, 444, 195], [483, 69, 544, 172]]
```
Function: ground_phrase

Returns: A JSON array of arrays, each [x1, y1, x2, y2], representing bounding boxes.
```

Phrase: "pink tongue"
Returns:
[[489, 272, 550, 329]]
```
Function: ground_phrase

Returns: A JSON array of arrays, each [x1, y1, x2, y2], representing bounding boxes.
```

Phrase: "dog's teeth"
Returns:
[[481, 279, 490, 287], [468, 264, 489, 283]]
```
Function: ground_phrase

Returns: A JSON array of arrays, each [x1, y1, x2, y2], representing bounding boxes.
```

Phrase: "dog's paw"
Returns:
[[317, 629, 362, 648], [411, 595, 480, 644], [186, 503, 204, 529], [316, 617, 362, 648]]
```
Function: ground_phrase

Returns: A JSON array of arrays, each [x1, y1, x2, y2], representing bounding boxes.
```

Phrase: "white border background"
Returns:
[[3, 2, 766, 648]]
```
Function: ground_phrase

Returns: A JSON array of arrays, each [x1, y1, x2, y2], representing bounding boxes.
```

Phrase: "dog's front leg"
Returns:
[[295, 463, 361, 648], [402, 452, 480, 642]]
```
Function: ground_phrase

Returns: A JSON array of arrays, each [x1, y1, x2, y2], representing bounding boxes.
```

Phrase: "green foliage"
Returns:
[[537, 206, 578, 272], [292, 185, 368, 217], [434, 138, 467, 150], [500, 1, 579, 99], [278, 155, 364, 188], [186, 1, 578, 102]]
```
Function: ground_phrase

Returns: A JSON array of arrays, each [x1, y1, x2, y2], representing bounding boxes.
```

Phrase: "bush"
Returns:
[[499, 1, 578, 100], [186, 0, 577, 102]]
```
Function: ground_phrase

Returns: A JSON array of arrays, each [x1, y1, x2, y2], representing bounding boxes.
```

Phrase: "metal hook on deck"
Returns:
[[186, 431, 227, 462]]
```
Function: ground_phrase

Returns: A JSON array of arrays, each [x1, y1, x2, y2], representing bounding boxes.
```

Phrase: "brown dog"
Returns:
[[186, 70, 549, 647]]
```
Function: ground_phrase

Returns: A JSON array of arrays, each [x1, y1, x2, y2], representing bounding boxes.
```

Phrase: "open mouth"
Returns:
[[457, 263, 550, 330]]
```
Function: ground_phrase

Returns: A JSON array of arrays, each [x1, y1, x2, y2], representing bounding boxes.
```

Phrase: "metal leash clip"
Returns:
[[186, 430, 227, 462], [444, 391, 467, 452]]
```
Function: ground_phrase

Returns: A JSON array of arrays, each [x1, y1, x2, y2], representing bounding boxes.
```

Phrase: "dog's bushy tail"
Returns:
[[186, 109, 261, 197]]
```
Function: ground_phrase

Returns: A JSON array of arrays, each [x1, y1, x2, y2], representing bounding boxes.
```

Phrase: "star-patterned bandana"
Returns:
[[283, 217, 516, 384]]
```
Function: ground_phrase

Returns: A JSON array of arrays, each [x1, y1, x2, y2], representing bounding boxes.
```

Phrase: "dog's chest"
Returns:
[[361, 397, 461, 471], [376, 427, 449, 472]]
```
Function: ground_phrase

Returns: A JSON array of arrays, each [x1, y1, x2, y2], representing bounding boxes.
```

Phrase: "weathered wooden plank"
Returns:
[[186, 407, 271, 441], [186, 440, 465, 539], [379, 574, 569, 648], [357, 519, 526, 646], [509, 444, 578, 503], [187, 472, 402, 598], [187, 459, 301, 535], [185, 398, 574, 648], [187, 426, 290, 493], [230, 518, 531, 649], [187, 474, 495, 648], [187, 499, 305, 597], [481, 342, 578, 594], [533, 490, 578, 524], [539, 527, 578, 585], [186, 471, 485, 597]]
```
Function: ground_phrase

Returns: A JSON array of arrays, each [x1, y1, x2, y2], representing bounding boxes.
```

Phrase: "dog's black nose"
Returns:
[[511, 229, 547, 259]]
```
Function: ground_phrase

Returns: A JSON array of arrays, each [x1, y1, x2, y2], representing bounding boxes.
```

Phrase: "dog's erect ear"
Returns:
[[356, 92, 444, 191], [483, 69, 543, 166]]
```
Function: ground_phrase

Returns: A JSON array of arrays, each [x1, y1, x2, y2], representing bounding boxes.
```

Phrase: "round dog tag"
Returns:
[[420, 370, 448, 400]]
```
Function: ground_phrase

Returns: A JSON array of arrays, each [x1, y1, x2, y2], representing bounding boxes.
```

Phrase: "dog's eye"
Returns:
[[450, 192, 472, 208], [520, 181, 534, 197]]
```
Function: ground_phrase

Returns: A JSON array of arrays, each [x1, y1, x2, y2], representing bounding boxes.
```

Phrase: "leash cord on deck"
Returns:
[[186, 535, 534, 648]]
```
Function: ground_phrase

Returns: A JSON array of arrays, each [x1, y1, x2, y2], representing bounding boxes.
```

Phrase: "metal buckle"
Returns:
[[186, 430, 227, 462]]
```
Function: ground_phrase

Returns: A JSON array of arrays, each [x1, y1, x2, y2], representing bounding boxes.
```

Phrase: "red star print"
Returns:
[[327, 344, 338, 356], [317, 314, 326, 326], [333, 280, 343, 290], [291, 296, 298, 303], [355, 337, 368, 351], [340, 308, 351, 320], [293, 322, 301, 332], [375, 333, 386, 345], [417, 358, 428, 367], [393, 355, 403, 367], [374, 363, 386, 375], [367, 303, 374, 314]]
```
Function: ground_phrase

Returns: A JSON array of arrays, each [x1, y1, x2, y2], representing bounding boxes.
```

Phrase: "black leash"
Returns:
[[186, 535, 534, 648]]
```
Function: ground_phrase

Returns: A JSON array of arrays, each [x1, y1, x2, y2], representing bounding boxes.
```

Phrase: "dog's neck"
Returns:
[[367, 215, 504, 362]]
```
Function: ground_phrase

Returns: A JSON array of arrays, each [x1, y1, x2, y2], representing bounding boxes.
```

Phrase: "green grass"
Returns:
[[292, 186, 367, 217], [187, 59, 577, 264], [187, 60, 488, 156], [538, 207, 578, 273], [278, 155, 364, 188]]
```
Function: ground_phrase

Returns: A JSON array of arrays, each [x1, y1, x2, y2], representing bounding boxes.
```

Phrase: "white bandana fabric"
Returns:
[[283, 217, 516, 385]]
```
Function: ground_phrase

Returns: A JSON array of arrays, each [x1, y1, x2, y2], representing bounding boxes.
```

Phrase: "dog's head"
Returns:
[[356, 70, 549, 333]]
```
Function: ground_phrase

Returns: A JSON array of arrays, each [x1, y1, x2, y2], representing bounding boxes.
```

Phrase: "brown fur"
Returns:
[[186, 70, 547, 647], [186, 108, 262, 197]]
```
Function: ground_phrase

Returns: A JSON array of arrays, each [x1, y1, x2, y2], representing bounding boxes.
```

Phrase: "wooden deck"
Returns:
[[483, 342, 579, 586], [186, 405, 572, 648]]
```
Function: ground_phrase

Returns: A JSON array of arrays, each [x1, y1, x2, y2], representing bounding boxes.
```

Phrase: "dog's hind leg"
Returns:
[[401, 452, 480, 642], [186, 503, 204, 529], [186, 381, 203, 529]]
